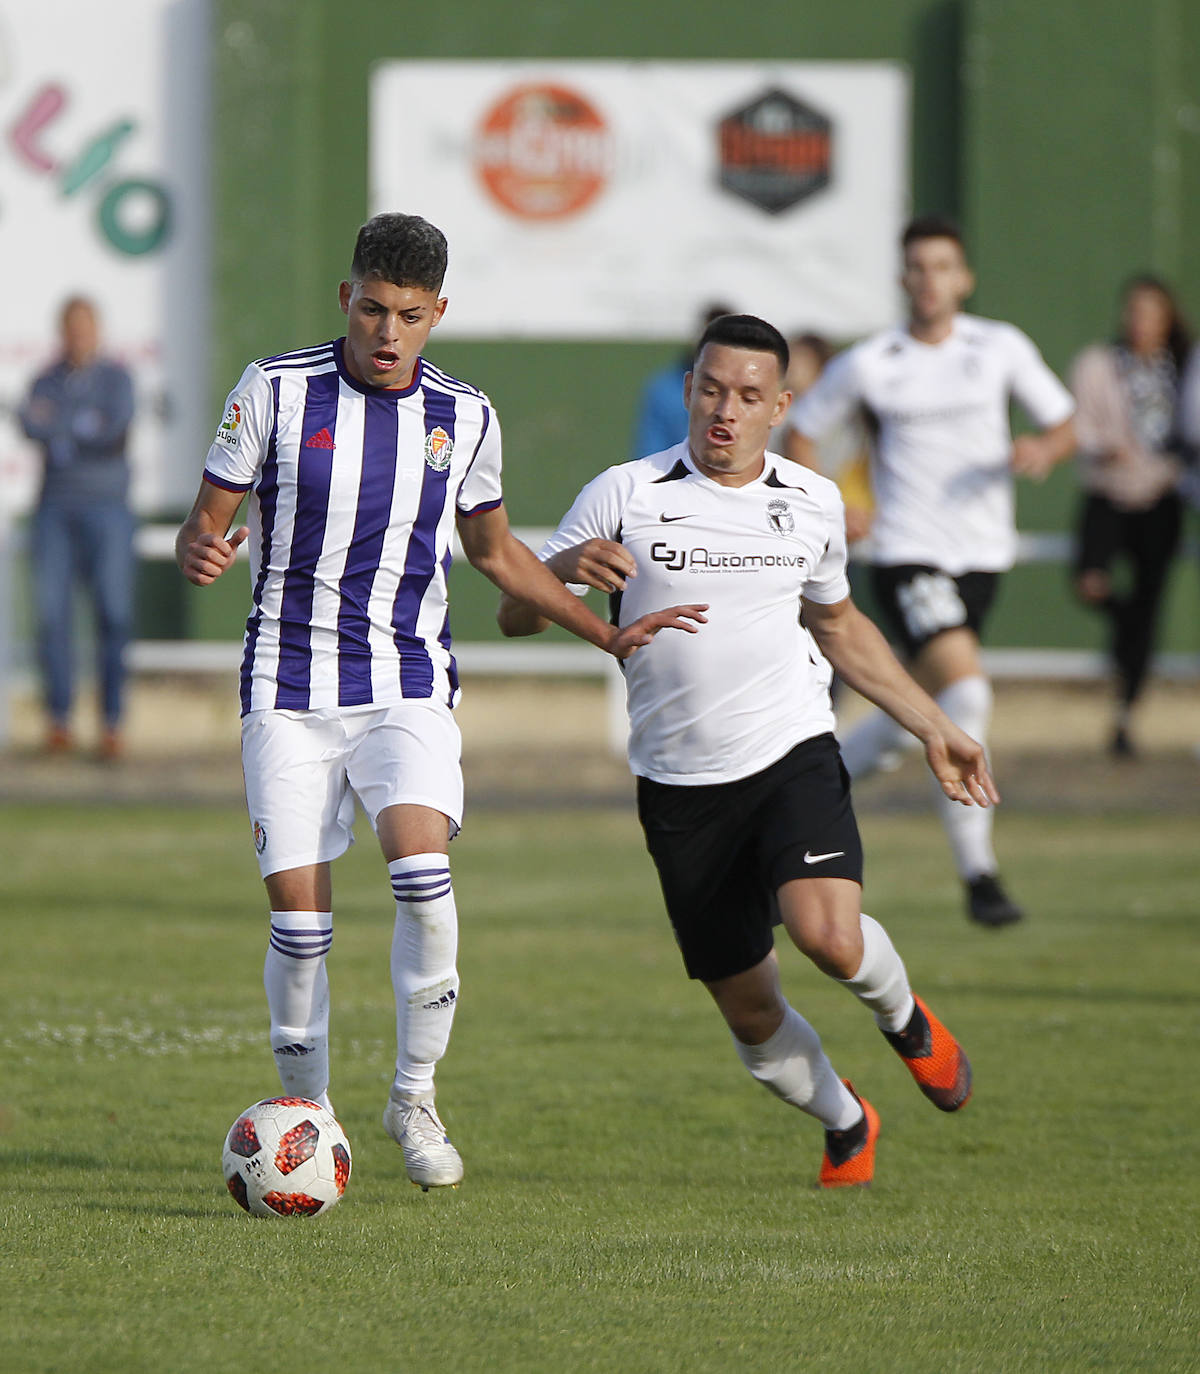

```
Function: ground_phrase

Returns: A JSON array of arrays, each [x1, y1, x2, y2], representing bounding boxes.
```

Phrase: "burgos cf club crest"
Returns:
[[424, 426, 454, 472], [766, 498, 795, 536]]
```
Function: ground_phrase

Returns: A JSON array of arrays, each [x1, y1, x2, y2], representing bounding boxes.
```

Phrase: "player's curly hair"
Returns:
[[696, 314, 790, 376], [351, 213, 448, 292]]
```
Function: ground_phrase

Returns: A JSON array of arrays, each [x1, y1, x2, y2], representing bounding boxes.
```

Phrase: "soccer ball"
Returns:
[[222, 1097, 351, 1218]]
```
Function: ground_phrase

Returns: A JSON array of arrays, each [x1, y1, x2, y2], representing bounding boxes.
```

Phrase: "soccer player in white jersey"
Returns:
[[787, 215, 1077, 928], [498, 314, 998, 1187], [175, 214, 705, 1190]]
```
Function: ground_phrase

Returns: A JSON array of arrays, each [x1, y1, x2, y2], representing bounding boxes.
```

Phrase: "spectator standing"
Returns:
[[632, 303, 733, 458], [1069, 275, 1191, 757], [785, 332, 874, 546], [18, 297, 136, 759]]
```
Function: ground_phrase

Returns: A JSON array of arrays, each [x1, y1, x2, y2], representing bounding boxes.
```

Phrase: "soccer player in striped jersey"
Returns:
[[176, 213, 705, 1190], [499, 314, 996, 1187], [787, 215, 1077, 928]]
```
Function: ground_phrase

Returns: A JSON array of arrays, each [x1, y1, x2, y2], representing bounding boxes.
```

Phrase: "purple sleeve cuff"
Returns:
[[457, 497, 503, 518], [203, 468, 253, 493]]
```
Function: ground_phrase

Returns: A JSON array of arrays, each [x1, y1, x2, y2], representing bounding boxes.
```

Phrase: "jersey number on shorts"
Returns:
[[897, 572, 967, 640]]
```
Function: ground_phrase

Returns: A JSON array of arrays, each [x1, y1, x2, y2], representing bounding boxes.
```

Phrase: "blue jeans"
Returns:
[[31, 498, 135, 727]]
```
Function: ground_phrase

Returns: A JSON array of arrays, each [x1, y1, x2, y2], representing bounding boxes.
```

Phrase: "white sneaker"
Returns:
[[382, 1095, 463, 1190]]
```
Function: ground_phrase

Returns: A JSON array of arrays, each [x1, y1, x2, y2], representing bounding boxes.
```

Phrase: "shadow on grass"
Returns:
[[0, 1148, 107, 1171], [951, 983, 1198, 1008], [79, 1200, 233, 1220]]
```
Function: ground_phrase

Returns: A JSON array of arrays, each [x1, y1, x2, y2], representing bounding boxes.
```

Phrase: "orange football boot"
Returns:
[[818, 1082, 880, 1188], [882, 993, 972, 1112]]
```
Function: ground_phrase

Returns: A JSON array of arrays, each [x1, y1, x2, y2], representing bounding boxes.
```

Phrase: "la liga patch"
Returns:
[[216, 399, 243, 450]]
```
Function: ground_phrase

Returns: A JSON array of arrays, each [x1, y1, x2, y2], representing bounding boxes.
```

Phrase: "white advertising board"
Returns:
[[0, 1, 208, 515], [370, 60, 908, 341]]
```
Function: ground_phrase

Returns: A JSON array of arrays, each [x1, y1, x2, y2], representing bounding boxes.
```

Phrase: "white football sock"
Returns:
[[837, 913, 914, 1033], [264, 910, 332, 1103], [732, 1004, 862, 1130], [934, 675, 997, 880], [389, 854, 459, 1101], [839, 706, 919, 779]]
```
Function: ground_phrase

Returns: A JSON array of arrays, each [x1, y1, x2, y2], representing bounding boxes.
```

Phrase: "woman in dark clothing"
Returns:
[[1068, 276, 1191, 757]]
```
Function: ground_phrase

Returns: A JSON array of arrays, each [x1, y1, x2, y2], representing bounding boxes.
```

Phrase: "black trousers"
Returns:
[[1074, 491, 1183, 706]]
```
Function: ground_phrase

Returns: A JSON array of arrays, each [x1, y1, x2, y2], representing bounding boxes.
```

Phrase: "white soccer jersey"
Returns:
[[540, 444, 849, 786], [203, 340, 503, 714], [788, 314, 1075, 574]]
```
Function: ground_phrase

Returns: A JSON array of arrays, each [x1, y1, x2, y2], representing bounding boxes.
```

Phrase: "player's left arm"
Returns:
[[1006, 326, 1078, 480], [496, 539, 636, 637], [802, 595, 999, 808], [459, 505, 706, 658], [1010, 415, 1076, 481]]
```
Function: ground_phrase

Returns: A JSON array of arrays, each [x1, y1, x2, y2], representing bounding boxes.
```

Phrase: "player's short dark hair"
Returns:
[[695, 314, 790, 377], [902, 213, 967, 255], [351, 213, 448, 292]]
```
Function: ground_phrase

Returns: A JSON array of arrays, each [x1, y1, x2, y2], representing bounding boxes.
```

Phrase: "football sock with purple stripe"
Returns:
[[264, 909, 333, 1103], [388, 854, 459, 1101]]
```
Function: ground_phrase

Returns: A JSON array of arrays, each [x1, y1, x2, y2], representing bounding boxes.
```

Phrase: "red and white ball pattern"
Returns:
[[222, 1097, 351, 1218]]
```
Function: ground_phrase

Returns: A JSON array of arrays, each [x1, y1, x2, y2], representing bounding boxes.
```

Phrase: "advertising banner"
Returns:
[[370, 60, 908, 341], [0, 1, 208, 514]]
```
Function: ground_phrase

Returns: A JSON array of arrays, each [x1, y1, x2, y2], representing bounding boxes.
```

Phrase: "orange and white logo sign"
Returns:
[[474, 83, 613, 221]]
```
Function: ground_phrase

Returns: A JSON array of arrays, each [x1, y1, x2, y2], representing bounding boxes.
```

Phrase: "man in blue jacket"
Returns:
[[20, 297, 136, 758]]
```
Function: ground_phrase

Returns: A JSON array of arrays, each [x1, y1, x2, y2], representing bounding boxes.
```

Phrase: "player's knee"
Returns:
[[793, 917, 861, 980], [708, 980, 786, 1045]]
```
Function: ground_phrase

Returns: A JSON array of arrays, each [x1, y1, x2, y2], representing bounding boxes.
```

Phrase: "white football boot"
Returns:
[[382, 1094, 463, 1190]]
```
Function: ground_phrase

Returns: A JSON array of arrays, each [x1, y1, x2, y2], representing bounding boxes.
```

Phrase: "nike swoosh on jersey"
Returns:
[[658, 513, 692, 522], [803, 850, 846, 864]]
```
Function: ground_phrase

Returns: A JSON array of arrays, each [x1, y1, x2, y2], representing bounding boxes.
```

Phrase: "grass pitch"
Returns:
[[1, 801, 1196, 1372]]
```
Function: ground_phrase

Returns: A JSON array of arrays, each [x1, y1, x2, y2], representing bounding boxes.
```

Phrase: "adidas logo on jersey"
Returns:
[[303, 428, 336, 449]]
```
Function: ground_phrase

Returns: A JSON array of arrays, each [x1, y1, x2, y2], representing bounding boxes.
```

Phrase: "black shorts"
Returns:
[[635, 733, 864, 983], [871, 564, 1000, 658]]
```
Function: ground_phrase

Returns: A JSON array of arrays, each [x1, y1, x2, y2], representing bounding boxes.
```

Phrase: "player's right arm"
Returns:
[[176, 363, 270, 585], [176, 481, 249, 586]]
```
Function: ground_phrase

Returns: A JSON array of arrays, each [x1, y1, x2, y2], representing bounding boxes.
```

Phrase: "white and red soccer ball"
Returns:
[[222, 1097, 351, 1218]]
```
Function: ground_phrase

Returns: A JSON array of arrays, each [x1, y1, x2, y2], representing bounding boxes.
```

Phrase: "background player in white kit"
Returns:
[[498, 314, 998, 1187], [175, 214, 704, 1190], [787, 215, 1076, 927]]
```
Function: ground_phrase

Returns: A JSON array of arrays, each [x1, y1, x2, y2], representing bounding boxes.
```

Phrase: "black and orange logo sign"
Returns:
[[718, 88, 833, 215]]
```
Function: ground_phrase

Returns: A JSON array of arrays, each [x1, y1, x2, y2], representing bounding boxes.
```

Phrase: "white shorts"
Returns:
[[240, 700, 464, 878]]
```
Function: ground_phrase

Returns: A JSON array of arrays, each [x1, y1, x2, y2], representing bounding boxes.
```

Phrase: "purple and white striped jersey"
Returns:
[[203, 339, 503, 715]]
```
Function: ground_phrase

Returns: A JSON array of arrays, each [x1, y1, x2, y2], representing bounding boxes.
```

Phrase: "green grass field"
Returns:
[[1, 801, 1196, 1372]]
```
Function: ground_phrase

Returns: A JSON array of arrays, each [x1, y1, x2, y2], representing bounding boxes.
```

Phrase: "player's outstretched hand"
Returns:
[[924, 722, 1001, 808], [608, 604, 708, 660], [547, 539, 637, 593], [181, 526, 249, 586], [1010, 434, 1056, 482]]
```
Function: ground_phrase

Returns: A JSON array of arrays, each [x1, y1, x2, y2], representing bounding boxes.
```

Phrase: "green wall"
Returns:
[[207, 0, 1200, 654]]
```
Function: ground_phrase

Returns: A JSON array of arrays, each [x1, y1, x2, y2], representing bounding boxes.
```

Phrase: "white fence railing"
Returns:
[[3, 520, 1198, 750]]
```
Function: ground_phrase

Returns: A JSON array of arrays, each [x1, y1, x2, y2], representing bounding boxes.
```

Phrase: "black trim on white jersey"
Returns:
[[653, 459, 691, 483]]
